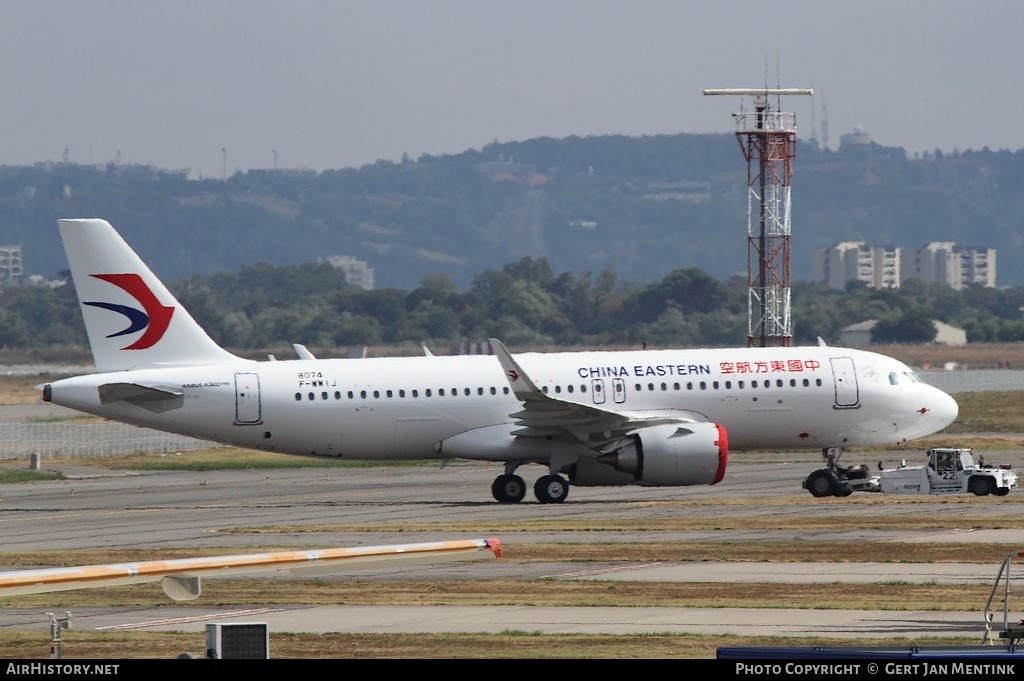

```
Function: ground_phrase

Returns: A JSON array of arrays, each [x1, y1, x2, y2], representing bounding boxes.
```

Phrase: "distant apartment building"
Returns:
[[958, 246, 997, 288], [323, 255, 374, 290], [813, 241, 996, 290], [0, 245, 23, 283], [914, 242, 996, 290], [811, 241, 902, 289]]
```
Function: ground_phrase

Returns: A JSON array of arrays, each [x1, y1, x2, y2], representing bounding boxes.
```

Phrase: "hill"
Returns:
[[1, 135, 1022, 290]]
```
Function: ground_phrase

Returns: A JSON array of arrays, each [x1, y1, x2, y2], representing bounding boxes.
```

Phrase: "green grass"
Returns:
[[0, 469, 63, 483]]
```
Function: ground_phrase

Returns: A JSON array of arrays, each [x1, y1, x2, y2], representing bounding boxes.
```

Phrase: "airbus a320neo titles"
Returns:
[[41, 219, 959, 504]]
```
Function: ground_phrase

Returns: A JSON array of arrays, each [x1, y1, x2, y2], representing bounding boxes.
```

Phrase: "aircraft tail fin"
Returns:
[[58, 218, 244, 373]]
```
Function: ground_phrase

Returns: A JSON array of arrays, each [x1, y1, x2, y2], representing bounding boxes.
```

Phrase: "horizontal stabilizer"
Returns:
[[98, 382, 183, 404]]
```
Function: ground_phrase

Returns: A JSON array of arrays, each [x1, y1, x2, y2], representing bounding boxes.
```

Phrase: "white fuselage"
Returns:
[[45, 345, 958, 460]]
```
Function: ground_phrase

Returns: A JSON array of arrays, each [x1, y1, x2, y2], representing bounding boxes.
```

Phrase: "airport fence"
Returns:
[[0, 420, 221, 461]]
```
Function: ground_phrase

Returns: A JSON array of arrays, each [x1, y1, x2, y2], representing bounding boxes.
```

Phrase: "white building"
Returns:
[[323, 255, 374, 290], [813, 241, 996, 290], [914, 242, 996, 290], [811, 241, 902, 290], [839, 319, 967, 347], [0, 245, 23, 283]]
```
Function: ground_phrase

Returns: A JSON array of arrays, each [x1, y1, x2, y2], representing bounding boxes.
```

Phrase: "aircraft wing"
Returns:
[[0, 537, 502, 602], [489, 338, 704, 442]]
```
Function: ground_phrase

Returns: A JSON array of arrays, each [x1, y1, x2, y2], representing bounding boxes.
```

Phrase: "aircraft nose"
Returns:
[[926, 386, 959, 430]]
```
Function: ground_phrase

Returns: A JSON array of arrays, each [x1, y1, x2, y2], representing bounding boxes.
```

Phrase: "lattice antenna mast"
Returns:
[[704, 87, 812, 347]]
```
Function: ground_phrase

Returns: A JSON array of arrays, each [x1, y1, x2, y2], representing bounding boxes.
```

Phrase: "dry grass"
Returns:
[[0, 570, 1005, 612], [0, 375, 49, 405]]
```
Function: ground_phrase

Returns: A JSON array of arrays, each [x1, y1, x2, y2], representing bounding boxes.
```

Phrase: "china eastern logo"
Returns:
[[83, 273, 174, 350]]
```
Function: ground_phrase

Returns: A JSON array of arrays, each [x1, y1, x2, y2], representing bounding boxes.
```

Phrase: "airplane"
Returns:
[[41, 219, 959, 504], [0, 537, 502, 600]]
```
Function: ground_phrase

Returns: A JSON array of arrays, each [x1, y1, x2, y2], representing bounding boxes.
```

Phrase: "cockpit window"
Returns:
[[889, 369, 921, 386]]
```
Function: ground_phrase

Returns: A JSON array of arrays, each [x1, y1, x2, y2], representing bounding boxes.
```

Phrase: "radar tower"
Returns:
[[704, 87, 812, 347]]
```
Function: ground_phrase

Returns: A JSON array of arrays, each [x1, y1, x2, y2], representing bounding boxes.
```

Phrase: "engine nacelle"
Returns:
[[570, 422, 728, 487]]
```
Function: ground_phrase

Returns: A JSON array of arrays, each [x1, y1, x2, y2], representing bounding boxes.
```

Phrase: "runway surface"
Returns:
[[1, 444, 1023, 646]]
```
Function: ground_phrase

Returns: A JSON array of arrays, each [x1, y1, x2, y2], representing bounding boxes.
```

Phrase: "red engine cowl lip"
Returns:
[[712, 422, 729, 485]]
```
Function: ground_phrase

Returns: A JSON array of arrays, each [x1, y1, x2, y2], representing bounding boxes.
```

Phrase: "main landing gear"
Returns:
[[492, 464, 569, 504]]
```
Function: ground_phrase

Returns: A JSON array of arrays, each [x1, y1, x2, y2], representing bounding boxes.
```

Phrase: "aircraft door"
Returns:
[[829, 357, 860, 409], [590, 379, 606, 405], [612, 378, 626, 404], [234, 372, 263, 424]]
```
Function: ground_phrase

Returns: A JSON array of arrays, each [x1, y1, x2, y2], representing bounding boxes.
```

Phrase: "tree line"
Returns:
[[3, 257, 1024, 354]]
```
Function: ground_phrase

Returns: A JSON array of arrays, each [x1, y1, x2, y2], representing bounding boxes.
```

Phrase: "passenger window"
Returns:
[[294, 393, 301, 401]]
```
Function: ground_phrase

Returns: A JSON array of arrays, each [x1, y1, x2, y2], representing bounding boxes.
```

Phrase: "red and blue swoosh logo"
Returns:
[[83, 274, 174, 350]]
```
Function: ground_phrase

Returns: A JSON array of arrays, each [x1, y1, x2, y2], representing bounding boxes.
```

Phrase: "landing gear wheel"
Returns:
[[835, 482, 853, 497], [492, 474, 526, 503], [534, 474, 569, 504], [994, 486, 1010, 497], [805, 469, 838, 498]]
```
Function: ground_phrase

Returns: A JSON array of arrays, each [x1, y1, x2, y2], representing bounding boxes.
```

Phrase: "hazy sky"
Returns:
[[2, 1, 1019, 177]]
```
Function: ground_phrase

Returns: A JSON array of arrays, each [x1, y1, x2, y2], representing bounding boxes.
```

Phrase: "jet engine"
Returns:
[[570, 422, 728, 487]]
